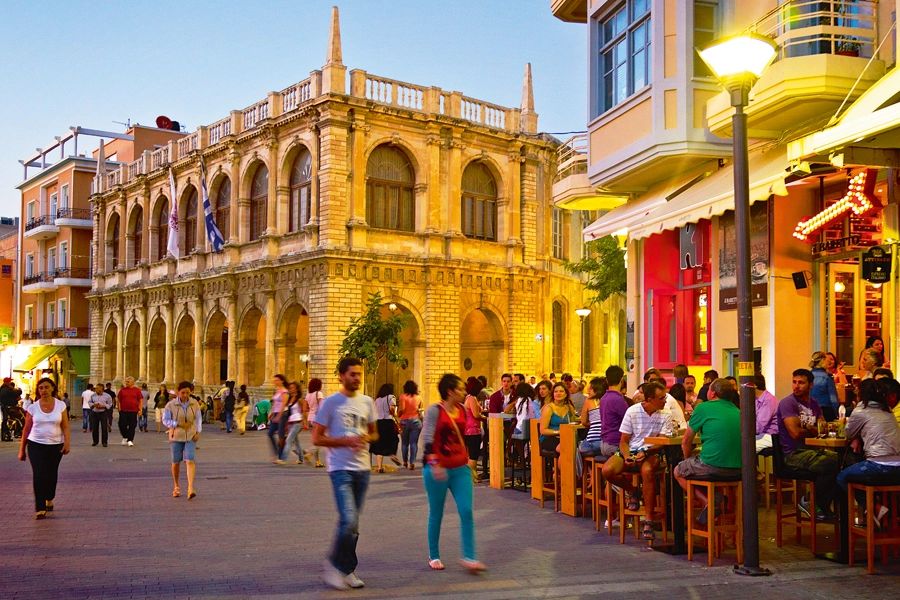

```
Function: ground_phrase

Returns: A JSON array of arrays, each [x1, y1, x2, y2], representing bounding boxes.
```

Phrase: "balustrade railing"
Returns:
[[177, 132, 198, 156], [150, 146, 169, 170], [460, 96, 506, 129], [23, 272, 54, 286], [55, 207, 91, 220], [243, 100, 270, 130], [282, 77, 313, 113], [24, 215, 55, 232], [208, 117, 232, 145], [555, 133, 588, 181], [127, 156, 145, 180], [53, 267, 92, 280]]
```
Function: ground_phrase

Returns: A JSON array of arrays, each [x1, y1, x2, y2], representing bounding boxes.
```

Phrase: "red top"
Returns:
[[117, 386, 143, 413], [433, 405, 468, 469]]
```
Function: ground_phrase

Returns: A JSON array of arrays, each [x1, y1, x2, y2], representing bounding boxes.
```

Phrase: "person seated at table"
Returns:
[[778, 368, 839, 520], [576, 377, 608, 477], [633, 370, 687, 431], [753, 373, 778, 452], [507, 381, 541, 467], [538, 382, 577, 455], [810, 351, 840, 422], [630, 368, 662, 404], [602, 381, 673, 540], [599, 366, 629, 460], [674, 378, 742, 524], [668, 383, 690, 419], [837, 378, 900, 525]]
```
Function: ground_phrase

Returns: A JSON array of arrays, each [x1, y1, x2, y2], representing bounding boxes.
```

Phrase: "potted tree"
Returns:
[[836, 36, 860, 57]]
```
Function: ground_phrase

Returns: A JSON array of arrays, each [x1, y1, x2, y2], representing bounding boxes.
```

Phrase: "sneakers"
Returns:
[[127, 441, 134, 447], [797, 497, 826, 521], [603, 518, 621, 528], [345, 572, 365, 588], [321, 561, 349, 590], [121, 438, 128, 446]]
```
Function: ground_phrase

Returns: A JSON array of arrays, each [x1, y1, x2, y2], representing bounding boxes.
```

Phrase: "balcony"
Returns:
[[552, 134, 627, 210], [707, 0, 885, 138], [53, 267, 92, 287], [55, 207, 92, 228], [22, 272, 57, 293], [550, 0, 586, 23], [21, 329, 47, 342], [23, 215, 59, 240], [51, 327, 91, 344]]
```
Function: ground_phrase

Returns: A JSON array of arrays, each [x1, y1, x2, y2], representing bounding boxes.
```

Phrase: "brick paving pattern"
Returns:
[[2, 423, 899, 599]]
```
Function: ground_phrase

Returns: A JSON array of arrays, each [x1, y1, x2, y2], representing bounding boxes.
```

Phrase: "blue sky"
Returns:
[[0, 0, 587, 217]]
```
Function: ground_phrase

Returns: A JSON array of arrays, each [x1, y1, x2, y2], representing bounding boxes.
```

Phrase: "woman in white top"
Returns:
[[283, 382, 306, 464], [370, 383, 401, 473], [18, 377, 70, 519], [304, 378, 325, 467]]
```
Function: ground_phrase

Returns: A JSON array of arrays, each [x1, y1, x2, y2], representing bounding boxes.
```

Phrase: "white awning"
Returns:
[[628, 147, 789, 240], [581, 194, 666, 241]]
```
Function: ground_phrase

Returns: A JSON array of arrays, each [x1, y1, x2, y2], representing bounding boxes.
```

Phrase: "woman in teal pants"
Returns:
[[422, 373, 486, 573]]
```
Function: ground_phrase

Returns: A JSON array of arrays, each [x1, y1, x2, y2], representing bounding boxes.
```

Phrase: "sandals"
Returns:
[[460, 559, 487, 573], [34, 511, 47, 520], [45, 500, 54, 512], [641, 520, 656, 540], [428, 559, 445, 570], [172, 487, 181, 498], [188, 491, 197, 500], [625, 494, 640, 512]]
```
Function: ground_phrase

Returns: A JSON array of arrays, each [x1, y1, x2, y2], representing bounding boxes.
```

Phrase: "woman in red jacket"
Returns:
[[422, 373, 486, 573]]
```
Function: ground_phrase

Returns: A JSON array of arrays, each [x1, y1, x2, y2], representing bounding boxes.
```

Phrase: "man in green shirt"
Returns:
[[674, 378, 742, 522]]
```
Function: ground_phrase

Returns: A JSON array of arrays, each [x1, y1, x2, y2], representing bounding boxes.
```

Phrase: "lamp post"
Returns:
[[698, 33, 777, 577], [575, 308, 592, 380]]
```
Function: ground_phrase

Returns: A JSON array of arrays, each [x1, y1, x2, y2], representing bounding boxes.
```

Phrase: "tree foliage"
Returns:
[[564, 235, 626, 304], [338, 291, 407, 393]]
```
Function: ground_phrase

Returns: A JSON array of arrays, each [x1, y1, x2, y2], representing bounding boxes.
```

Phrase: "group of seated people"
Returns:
[[523, 357, 900, 541]]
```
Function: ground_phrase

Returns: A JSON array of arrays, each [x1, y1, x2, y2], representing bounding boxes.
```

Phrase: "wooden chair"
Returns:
[[539, 450, 560, 511], [615, 468, 668, 544], [847, 482, 900, 573], [686, 477, 743, 566], [594, 458, 615, 534]]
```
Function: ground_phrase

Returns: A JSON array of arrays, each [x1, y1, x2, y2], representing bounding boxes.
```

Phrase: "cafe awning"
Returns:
[[14, 345, 64, 372], [68, 347, 90, 377], [627, 147, 789, 240], [581, 194, 666, 241]]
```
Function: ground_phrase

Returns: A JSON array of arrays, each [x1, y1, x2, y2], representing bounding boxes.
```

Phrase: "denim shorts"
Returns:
[[170, 440, 196, 463]]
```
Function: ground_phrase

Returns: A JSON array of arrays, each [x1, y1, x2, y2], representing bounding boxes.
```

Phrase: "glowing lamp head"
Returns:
[[575, 308, 592, 319], [698, 33, 778, 83]]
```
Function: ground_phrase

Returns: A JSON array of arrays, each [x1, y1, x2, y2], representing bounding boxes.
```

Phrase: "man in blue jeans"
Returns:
[[312, 357, 377, 591]]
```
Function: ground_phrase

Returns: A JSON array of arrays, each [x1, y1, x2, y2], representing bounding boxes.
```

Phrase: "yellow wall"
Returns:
[[590, 98, 653, 162]]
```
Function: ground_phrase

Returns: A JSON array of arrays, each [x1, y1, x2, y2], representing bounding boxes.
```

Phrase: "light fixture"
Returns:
[[388, 303, 397, 311], [575, 308, 592, 381], [834, 281, 846, 293], [575, 308, 592, 318], [697, 33, 778, 84], [870, 282, 882, 289]]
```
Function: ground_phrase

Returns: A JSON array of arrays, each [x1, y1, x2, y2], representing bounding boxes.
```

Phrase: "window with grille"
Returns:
[[552, 301, 565, 372], [109, 214, 120, 269], [552, 207, 566, 259], [184, 187, 198, 252], [366, 145, 415, 232], [597, 0, 652, 115], [59, 242, 68, 270], [250, 166, 268, 241], [132, 209, 142, 266], [289, 149, 312, 232], [156, 199, 169, 262], [461, 162, 498, 241], [215, 177, 230, 241]]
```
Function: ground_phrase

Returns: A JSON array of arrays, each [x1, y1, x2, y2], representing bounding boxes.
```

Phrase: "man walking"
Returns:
[[312, 357, 377, 590], [1, 378, 20, 441], [117, 377, 142, 446], [139, 383, 150, 432], [89, 384, 112, 447], [104, 383, 116, 431], [80, 383, 93, 433]]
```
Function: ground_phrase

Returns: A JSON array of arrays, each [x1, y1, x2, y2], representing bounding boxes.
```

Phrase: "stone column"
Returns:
[[227, 296, 238, 381], [264, 292, 277, 378], [164, 301, 174, 384], [116, 306, 125, 382], [266, 138, 279, 235], [507, 149, 522, 243], [193, 299, 204, 384], [229, 151, 242, 242], [447, 139, 463, 235], [138, 304, 148, 381]]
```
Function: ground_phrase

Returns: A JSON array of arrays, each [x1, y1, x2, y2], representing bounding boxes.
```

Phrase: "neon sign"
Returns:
[[792, 169, 879, 242]]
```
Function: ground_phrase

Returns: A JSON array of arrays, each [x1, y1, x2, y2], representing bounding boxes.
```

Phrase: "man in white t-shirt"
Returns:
[[81, 384, 94, 433], [312, 357, 377, 591]]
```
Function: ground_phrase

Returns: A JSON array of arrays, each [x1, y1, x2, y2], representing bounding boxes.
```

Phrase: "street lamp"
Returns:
[[699, 32, 777, 577], [575, 308, 592, 380]]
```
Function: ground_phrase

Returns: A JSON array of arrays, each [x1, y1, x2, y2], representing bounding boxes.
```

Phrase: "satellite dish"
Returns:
[[156, 115, 172, 130]]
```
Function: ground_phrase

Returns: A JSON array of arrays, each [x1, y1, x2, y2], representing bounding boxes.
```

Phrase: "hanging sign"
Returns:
[[862, 246, 892, 283], [793, 169, 879, 242]]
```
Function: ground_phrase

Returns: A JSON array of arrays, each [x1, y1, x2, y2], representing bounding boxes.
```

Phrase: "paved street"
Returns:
[[2, 423, 898, 599]]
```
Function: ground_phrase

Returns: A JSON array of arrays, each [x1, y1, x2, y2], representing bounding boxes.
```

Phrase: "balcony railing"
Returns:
[[56, 207, 92, 220], [22, 329, 45, 340], [23, 272, 55, 286], [555, 133, 588, 182], [22, 327, 89, 340], [24, 215, 55, 232], [53, 267, 92, 280], [751, 0, 877, 61]]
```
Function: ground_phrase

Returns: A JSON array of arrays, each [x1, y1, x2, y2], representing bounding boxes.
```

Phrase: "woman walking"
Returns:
[[268, 374, 289, 464], [305, 378, 324, 467], [462, 377, 484, 476], [422, 374, 485, 572], [164, 381, 202, 499], [18, 377, 70, 519], [371, 383, 401, 472], [283, 382, 306, 464], [398, 380, 423, 470], [153, 384, 170, 433], [233, 385, 250, 435]]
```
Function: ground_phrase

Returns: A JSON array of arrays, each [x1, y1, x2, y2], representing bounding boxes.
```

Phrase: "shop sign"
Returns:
[[793, 169, 879, 242], [862, 246, 892, 283], [811, 234, 861, 255], [679, 223, 704, 269], [64, 328, 78, 338], [718, 201, 769, 311]]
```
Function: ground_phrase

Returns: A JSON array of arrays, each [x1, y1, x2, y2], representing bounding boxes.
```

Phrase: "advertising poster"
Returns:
[[718, 201, 769, 311]]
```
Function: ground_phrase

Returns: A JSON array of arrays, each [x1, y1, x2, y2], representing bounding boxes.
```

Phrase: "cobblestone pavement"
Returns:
[[2, 422, 898, 599]]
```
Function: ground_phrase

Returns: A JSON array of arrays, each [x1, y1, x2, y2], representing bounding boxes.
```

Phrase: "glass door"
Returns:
[[826, 261, 862, 371]]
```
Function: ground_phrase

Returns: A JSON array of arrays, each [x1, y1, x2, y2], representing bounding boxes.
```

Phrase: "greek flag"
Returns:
[[200, 160, 225, 252], [167, 167, 180, 259]]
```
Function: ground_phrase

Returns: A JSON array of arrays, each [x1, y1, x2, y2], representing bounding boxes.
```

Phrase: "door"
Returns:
[[826, 261, 862, 371]]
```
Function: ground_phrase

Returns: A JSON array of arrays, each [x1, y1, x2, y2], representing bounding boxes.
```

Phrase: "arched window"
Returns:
[[131, 208, 143, 266], [215, 177, 230, 241], [184, 187, 198, 253], [461, 162, 497, 241], [552, 301, 564, 372], [108, 214, 120, 270], [366, 145, 414, 232], [155, 199, 169, 262], [289, 148, 312, 232], [250, 165, 268, 241]]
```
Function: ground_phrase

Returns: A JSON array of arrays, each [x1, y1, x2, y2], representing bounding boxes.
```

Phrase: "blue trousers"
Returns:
[[328, 470, 371, 575], [423, 464, 476, 561]]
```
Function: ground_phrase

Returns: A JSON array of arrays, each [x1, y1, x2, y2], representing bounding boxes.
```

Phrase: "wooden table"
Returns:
[[559, 424, 583, 516], [530, 419, 543, 501], [645, 435, 692, 555], [805, 436, 850, 564], [488, 414, 513, 489]]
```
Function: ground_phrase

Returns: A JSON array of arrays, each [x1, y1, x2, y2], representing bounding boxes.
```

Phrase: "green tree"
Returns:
[[565, 235, 626, 304], [338, 291, 407, 395]]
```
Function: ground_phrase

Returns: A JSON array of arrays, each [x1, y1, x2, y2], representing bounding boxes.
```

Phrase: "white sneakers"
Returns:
[[321, 561, 365, 590], [127, 441, 134, 447], [345, 572, 365, 588], [121, 438, 128, 446]]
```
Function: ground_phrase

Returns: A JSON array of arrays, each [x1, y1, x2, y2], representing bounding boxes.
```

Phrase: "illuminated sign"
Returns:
[[793, 169, 879, 242]]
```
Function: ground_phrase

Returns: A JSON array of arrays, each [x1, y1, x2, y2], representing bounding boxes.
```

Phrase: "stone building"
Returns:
[[89, 7, 624, 403]]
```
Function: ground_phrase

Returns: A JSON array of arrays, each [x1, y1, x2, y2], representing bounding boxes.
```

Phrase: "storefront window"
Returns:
[[694, 288, 709, 354]]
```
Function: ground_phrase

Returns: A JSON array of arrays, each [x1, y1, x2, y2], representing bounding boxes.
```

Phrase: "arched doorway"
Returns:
[[124, 320, 140, 379], [174, 314, 195, 382], [204, 311, 228, 386], [460, 307, 506, 386], [103, 322, 118, 381], [276, 304, 309, 384], [239, 307, 266, 386], [147, 318, 166, 383], [374, 303, 423, 397]]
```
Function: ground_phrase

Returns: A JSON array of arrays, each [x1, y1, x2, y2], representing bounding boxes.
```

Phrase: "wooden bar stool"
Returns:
[[581, 455, 597, 519], [685, 477, 743, 566], [539, 449, 560, 511], [847, 482, 900, 573], [594, 458, 615, 534], [615, 469, 668, 544]]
